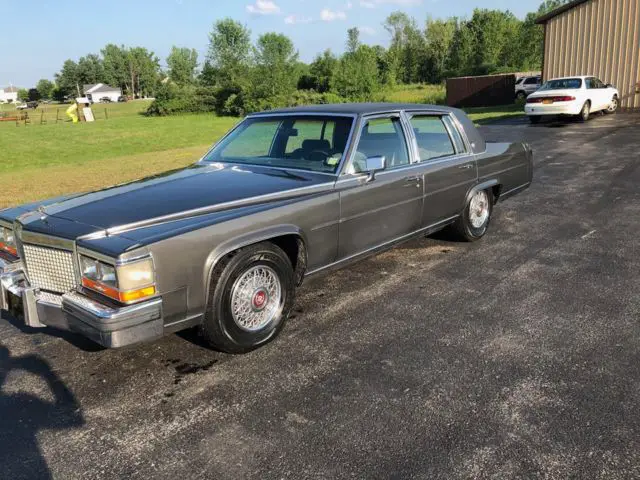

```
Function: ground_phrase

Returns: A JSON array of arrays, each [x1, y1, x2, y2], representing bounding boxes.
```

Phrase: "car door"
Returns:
[[336, 114, 423, 258], [594, 77, 612, 110], [585, 77, 604, 111], [405, 112, 477, 227]]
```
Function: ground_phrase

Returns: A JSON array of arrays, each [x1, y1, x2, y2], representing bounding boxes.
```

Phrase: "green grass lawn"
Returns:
[[0, 96, 522, 208], [377, 83, 447, 104]]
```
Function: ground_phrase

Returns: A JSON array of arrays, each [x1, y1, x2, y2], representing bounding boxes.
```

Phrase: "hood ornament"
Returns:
[[38, 205, 48, 222]]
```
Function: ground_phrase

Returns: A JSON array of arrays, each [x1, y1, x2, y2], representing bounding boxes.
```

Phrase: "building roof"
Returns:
[[84, 83, 120, 93], [536, 0, 592, 24], [252, 103, 456, 116], [1, 86, 19, 93]]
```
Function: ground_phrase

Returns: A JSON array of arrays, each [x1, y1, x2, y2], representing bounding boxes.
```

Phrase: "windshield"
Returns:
[[539, 78, 582, 90], [203, 115, 354, 174]]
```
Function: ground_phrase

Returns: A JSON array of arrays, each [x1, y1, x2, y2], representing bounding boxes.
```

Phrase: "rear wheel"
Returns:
[[529, 115, 541, 124], [451, 189, 493, 242], [201, 242, 296, 353], [579, 101, 590, 122], [516, 91, 526, 102], [604, 96, 618, 114]]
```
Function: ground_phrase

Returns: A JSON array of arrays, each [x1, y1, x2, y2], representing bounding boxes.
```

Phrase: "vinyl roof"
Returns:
[[536, 0, 592, 24], [253, 103, 456, 116]]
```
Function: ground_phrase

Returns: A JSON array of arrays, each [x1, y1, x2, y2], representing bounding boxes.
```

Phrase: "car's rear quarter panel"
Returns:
[[476, 142, 533, 198]]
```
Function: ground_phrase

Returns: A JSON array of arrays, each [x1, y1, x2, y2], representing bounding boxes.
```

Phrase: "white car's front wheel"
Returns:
[[605, 96, 618, 114]]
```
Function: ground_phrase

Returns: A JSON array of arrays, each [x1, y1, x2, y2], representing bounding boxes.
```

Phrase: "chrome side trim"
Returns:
[[498, 182, 531, 201], [305, 215, 458, 277]]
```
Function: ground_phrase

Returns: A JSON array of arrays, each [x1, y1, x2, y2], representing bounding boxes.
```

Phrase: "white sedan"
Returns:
[[525, 76, 619, 123]]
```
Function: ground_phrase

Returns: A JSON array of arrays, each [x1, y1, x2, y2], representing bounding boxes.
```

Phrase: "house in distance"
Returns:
[[83, 83, 122, 103]]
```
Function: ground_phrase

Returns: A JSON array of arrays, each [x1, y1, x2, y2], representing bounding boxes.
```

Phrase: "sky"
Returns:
[[0, 0, 543, 88]]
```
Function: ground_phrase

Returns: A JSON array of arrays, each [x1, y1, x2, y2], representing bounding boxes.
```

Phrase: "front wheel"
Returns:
[[451, 189, 493, 242], [604, 96, 618, 114], [201, 242, 296, 353]]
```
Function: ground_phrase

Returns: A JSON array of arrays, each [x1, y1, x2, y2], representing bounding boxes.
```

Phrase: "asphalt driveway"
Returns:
[[1, 112, 639, 479]]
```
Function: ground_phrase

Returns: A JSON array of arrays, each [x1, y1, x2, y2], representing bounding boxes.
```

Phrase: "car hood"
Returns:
[[28, 162, 333, 232]]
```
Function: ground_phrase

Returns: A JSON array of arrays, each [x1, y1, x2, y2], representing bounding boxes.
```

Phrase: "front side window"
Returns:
[[349, 117, 410, 173], [203, 115, 354, 174], [410, 116, 456, 162]]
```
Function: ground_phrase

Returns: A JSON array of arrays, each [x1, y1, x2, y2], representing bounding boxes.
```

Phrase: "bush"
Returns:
[[146, 84, 217, 116]]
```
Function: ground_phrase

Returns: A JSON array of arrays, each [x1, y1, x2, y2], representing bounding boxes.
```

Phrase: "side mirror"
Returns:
[[364, 156, 385, 182]]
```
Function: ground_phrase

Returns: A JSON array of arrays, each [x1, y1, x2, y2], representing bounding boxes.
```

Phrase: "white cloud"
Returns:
[[359, 26, 376, 35], [246, 0, 281, 15], [346, 1, 354, 8], [360, 0, 421, 8], [285, 14, 313, 24], [320, 8, 347, 21]]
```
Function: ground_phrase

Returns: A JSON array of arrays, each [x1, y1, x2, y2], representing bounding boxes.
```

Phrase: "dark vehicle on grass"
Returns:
[[99, 97, 112, 103], [0, 104, 532, 353], [117, 96, 128, 102]]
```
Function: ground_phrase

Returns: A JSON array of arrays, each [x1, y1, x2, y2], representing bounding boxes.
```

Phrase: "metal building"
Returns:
[[537, 0, 640, 110]]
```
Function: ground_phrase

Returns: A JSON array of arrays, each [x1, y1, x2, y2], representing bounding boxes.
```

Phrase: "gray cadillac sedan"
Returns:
[[0, 103, 532, 353]]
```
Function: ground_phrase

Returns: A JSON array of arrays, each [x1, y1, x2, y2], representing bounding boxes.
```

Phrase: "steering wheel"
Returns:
[[307, 150, 330, 162]]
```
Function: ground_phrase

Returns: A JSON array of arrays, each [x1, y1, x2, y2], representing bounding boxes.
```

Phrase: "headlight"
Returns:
[[79, 254, 156, 303], [0, 226, 18, 256]]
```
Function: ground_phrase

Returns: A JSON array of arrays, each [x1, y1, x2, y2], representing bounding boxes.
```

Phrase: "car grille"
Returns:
[[22, 244, 77, 293]]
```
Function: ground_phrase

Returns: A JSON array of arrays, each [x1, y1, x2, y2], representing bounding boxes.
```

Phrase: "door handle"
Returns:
[[458, 164, 474, 170], [404, 176, 421, 187]]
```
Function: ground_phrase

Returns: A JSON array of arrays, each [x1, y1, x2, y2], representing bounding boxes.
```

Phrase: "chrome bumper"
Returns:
[[0, 258, 163, 348]]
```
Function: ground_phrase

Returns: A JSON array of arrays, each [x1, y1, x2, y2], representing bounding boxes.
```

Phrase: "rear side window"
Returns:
[[524, 77, 538, 85], [442, 116, 467, 154], [409, 116, 456, 162]]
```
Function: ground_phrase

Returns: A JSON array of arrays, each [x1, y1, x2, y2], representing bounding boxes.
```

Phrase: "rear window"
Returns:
[[540, 78, 582, 90]]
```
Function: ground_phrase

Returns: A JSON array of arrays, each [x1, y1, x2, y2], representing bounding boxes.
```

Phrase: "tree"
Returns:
[[77, 54, 104, 85], [198, 61, 218, 86], [17, 89, 29, 102], [167, 46, 198, 85], [306, 49, 338, 92], [252, 32, 299, 101], [332, 44, 381, 100], [346, 27, 360, 54], [127, 47, 160, 97], [36, 79, 55, 99], [206, 18, 252, 88], [102, 44, 130, 92], [383, 12, 426, 83], [55, 59, 81, 97], [28, 88, 41, 101], [466, 9, 521, 73], [423, 17, 456, 83], [447, 18, 476, 77]]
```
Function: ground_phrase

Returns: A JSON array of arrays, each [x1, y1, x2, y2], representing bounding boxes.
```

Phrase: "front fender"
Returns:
[[202, 224, 308, 300]]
